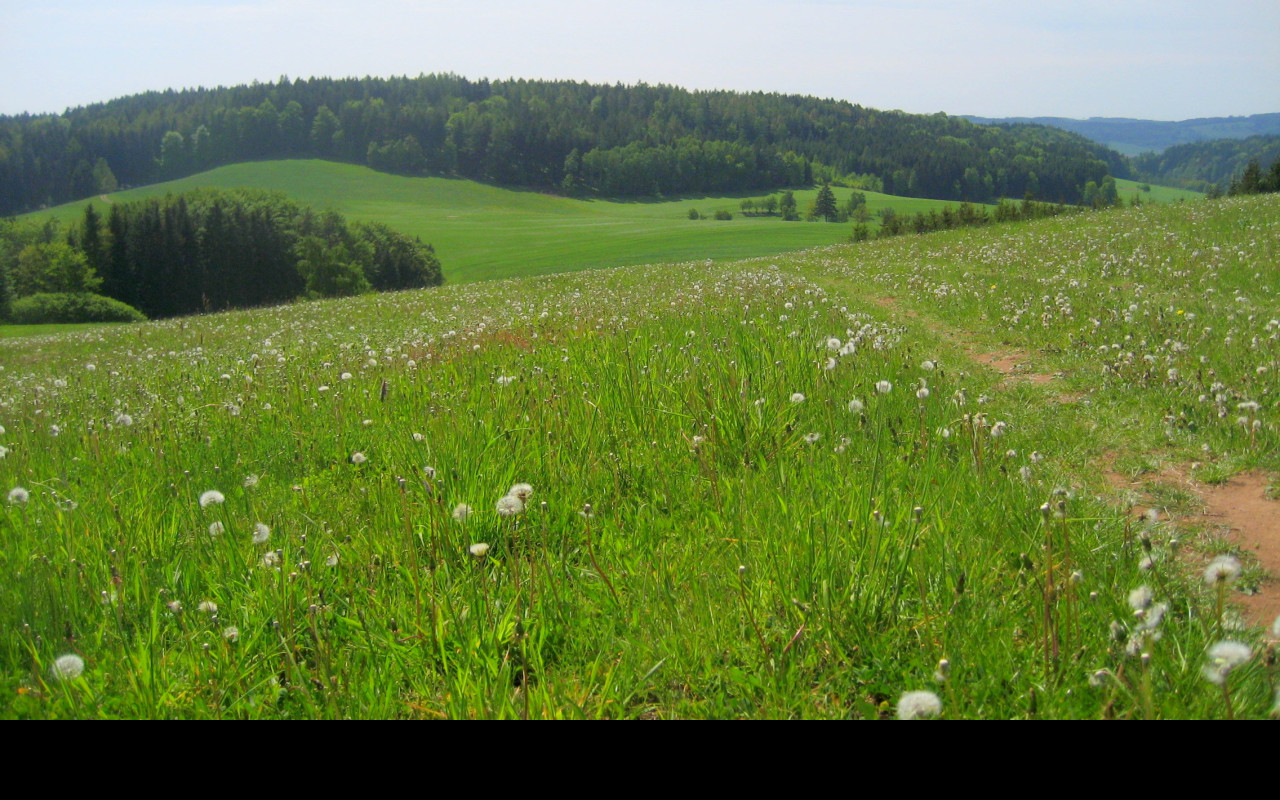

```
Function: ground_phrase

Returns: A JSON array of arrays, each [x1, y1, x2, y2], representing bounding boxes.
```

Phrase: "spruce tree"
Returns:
[[813, 183, 839, 221]]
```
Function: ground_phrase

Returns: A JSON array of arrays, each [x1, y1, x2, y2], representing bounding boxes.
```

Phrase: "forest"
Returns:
[[0, 188, 443, 322], [0, 75, 1124, 214], [1132, 135, 1280, 192]]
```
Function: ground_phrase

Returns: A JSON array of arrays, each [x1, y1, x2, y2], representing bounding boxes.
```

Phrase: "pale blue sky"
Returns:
[[2, 0, 1276, 119]]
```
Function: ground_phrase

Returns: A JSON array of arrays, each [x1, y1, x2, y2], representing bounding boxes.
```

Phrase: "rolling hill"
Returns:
[[28, 160, 995, 283]]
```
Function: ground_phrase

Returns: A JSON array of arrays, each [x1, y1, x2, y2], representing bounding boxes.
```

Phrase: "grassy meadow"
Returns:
[[2, 194, 1276, 719], [31, 160, 990, 284]]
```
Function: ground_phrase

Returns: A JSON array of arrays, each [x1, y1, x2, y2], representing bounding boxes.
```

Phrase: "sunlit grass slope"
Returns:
[[32, 160, 980, 283], [2, 195, 1275, 719]]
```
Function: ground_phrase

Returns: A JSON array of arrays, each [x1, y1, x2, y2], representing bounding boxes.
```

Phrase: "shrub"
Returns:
[[10, 292, 147, 324], [713, 210, 733, 220]]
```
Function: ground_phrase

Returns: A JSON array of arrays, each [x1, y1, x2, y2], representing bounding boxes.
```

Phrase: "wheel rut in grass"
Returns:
[[1191, 473, 1280, 630], [1109, 465, 1280, 631], [865, 293, 1067, 396]]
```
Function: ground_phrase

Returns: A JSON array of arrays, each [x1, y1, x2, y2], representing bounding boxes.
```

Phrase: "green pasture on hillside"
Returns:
[[30, 161, 980, 283], [1114, 178, 1203, 205]]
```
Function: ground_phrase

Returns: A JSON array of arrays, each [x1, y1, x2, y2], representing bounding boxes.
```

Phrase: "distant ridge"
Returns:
[[962, 113, 1280, 156]]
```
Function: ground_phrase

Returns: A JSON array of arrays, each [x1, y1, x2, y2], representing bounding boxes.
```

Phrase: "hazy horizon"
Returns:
[[3, 1, 1277, 120]]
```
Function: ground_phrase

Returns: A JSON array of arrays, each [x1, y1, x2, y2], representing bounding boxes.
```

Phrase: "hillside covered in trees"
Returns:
[[1131, 135, 1280, 192], [963, 113, 1280, 155], [0, 75, 1124, 214]]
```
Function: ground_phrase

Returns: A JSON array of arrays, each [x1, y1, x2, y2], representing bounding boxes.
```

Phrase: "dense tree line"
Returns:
[[1226, 158, 1280, 196], [0, 75, 1119, 214], [0, 188, 442, 321], [854, 197, 1078, 242], [1133, 135, 1280, 192]]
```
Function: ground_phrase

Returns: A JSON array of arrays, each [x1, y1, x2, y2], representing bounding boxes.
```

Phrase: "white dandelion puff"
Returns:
[[252, 523, 271, 545], [243, 474, 260, 489], [790, 392, 806, 404], [469, 542, 490, 558], [803, 432, 821, 444], [350, 452, 367, 465], [1203, 555, 1242, 586], [496, 495, 525, 517], [452, 503, 473, 522], [208, 521, 225, 537], [1128, 585, 1153, 612], [875, 380, 892, 394], [49, 654, 85, 681], [508, 483, 533, 502], [848, 398, 865, 413], [199, 490, 225, 508], [223, 626, 240, 643], [8, 486, 29, 505], [897, 690, 942, 720], [1202, 640, 1252, 686], [198, 601, 218, 614]]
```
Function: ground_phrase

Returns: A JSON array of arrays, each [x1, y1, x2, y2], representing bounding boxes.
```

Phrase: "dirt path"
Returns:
[[1194, 473, 1280, 629], [863, 286, 1279, 633], [1110, 466, 1280, 631]]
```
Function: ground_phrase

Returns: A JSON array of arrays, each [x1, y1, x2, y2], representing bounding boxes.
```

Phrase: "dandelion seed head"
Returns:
[[1202, 640, 1252, 685], [790, 392, 806, 404], [1128, 585, 1153, 612], [875, 380, 893, 395], [847, 398, 864, 413], [452, 503, 473, 522], [198, 601, 218, 614], [508, 483, 533, 502], [252, 523, 270, 545], [223, 626, 240, 643], [208, 521, 225, 537], [8, 486, 29, 505], [50, 654, 84, 681], [243, 474, 259, 489], [199, 489, 224, 508], [350, 452, 367, 465], [1203, 555, 1242, 586], [803, 432, 821, 444], [496, 495, 524, 517], [469, 542, 490, 558], [897, 690, 942, 720]]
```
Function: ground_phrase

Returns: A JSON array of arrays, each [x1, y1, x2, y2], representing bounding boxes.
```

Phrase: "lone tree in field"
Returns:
[[812, 182, 839, 221]]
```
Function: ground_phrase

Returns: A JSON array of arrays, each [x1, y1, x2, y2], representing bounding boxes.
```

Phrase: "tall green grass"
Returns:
[[1, 195, 1275, 718]]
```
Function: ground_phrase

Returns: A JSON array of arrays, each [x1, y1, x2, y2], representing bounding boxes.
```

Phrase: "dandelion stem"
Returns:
[[735, 567, 773, 666], [583, 512, 620, 607]]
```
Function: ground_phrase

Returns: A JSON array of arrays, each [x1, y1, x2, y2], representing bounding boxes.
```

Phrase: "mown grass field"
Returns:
[[1115, 178, 1203, 205], [29, 160, 986, 284], [2, 194, 1275, 719]]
